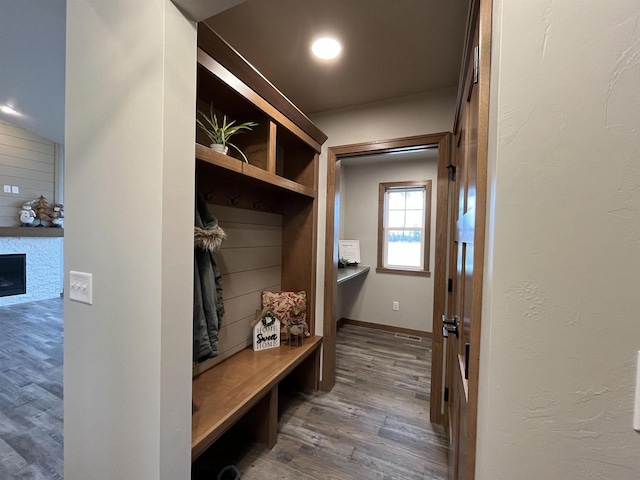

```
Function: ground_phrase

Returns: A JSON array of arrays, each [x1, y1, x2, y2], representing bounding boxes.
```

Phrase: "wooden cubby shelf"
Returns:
[[195, 144, 315, 198], [192, 23, 327, 465]]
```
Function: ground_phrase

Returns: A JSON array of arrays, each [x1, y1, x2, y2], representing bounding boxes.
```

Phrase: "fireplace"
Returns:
[[0, 254, 26, 297]]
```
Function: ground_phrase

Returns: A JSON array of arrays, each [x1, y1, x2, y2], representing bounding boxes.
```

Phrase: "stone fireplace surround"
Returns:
[[0, 229, 63, 306]]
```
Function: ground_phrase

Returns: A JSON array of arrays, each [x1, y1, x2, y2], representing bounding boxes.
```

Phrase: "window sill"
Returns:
[[376, 267, 431, 277]]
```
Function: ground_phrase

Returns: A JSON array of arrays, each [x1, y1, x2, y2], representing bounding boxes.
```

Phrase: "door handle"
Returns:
[[442, 315, 459, 338]]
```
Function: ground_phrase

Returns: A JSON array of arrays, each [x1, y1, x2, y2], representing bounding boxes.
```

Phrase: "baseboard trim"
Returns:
[[338, 318, 432, 338]]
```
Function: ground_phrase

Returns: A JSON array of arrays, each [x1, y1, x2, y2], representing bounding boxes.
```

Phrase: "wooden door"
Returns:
[[444, 1, 491, 479]]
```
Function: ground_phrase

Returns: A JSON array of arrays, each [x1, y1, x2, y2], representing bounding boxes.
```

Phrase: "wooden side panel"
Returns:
[[0, 120, 55, 226], [281, 197, 316, 333]]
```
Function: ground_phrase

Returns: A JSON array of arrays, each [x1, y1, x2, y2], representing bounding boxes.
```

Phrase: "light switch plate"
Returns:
[[69, 271, 93, 305], [3, 185, 10, 193], [11, 186, 19, 194]]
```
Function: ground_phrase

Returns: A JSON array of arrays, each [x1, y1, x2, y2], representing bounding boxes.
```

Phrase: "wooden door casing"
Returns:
[[444, 0, 492, 479]]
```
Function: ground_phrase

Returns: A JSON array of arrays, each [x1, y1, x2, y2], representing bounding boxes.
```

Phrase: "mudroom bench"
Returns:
[[191, 336, 322, 461]]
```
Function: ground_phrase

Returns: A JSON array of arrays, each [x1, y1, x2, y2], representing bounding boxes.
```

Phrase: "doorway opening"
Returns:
[[322, 132, 451, 425]]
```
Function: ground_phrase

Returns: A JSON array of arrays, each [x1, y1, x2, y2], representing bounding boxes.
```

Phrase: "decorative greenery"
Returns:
[[196, 104, 258, 163], [291, 305, 303, 317], [261, 311, 277, 328]]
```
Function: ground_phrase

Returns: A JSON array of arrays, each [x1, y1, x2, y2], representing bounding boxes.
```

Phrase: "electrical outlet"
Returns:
[[11, 186, 19, 194], [69, 271, 93, 305], [3, 185, 10, 193], [635, 351, 640, 431], [392, 301, 400, 311]]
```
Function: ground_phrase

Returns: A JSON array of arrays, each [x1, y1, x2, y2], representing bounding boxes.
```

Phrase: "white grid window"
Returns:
[[378, 181, 431, 275]]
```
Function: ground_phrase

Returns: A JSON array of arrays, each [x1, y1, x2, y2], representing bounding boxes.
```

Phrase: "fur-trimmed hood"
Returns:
[[195, 195, 226, 253], [194, 224, 226, 252]]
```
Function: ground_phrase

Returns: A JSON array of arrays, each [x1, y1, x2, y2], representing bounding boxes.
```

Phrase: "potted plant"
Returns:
[[287, 305, 307, 345], [196, 104, 258, 163]]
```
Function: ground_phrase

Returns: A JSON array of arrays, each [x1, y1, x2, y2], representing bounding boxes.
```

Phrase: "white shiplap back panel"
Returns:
[[222, 266, 281, 299], [193, 203, 283, 376], [0, 120, 55, 226]]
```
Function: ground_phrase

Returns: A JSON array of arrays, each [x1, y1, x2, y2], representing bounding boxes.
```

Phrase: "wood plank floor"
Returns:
[[0, 300, 448, 479], [0, 298, 63, 480], [194, 324, 448, 480]]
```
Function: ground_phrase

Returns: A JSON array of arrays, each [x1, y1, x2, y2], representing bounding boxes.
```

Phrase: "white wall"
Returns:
[[477, 1, 640, 478], [0, 0, 65, 144], [338, 154, 438, 332], [312, 87, 457, 336], [64, 1, 195, 479]]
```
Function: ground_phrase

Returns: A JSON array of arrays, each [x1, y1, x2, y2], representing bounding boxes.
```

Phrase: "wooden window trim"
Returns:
[[377, 180, 432, 275]]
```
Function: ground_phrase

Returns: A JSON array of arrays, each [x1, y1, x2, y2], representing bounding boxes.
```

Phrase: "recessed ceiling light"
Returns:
[[0, 105, 18, 115], [311, 37, 342, 60]]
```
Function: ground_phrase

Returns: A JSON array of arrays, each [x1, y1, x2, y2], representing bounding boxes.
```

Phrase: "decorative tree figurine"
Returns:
[[33, 195, 52, 227]]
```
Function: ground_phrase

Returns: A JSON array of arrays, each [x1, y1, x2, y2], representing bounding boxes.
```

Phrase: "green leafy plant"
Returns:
[[196, 104, 258, 163]]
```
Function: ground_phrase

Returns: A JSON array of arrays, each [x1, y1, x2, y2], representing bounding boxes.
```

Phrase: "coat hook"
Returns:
[[229, 193, 241, 206], [252, 200, 261, 209], [203, 189, 215, 202]]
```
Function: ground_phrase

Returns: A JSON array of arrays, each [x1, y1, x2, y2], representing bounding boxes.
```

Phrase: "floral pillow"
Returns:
[[261, 290, 310, 339]]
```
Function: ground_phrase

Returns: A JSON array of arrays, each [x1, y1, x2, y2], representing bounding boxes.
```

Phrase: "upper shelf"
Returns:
[[195, 144, 316, 199], [197, 23, 327, 148]]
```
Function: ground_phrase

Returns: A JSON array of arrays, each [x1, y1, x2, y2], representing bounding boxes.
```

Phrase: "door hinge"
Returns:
[[447, 278, 453, 292], [444, 387, 449, 402], [473, 45, 479, 84], [446, 164, 456, 181]]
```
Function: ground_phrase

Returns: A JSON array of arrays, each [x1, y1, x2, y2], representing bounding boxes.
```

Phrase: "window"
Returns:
[[377, 180, 431, 276]]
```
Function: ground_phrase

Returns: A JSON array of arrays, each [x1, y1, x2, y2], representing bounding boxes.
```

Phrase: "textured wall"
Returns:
[[0, 237, 62, 306], [477, 1, 640, 478]]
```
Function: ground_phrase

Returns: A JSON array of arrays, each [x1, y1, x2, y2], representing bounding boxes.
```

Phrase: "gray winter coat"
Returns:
[[193, 196, 226, 363]]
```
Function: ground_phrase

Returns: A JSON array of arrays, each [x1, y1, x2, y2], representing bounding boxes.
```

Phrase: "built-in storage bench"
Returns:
[[191, 24, 327, 462], [192, 336, 321, 460]]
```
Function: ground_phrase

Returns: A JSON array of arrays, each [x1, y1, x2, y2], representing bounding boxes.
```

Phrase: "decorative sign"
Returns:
[[253, 310, 281, 351], [338, 239, 361, 264]]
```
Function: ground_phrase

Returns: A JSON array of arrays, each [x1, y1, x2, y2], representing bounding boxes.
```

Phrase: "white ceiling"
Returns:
[[206, 0, 469, 114], [0, 0, 66, 144], [0, 0, 468, 145]]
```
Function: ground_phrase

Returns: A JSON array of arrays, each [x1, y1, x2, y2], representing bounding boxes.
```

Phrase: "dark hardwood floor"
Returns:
[[0, 298, 63, 480], [194, 324, 448, 480]]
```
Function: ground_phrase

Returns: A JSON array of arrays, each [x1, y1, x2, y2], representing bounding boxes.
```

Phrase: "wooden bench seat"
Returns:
[[191, 335, 322, 461]]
